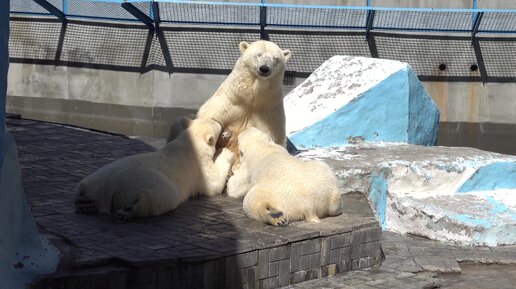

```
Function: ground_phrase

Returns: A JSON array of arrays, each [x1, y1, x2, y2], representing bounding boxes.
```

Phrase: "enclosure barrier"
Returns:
[[9, 0, 516, 82]]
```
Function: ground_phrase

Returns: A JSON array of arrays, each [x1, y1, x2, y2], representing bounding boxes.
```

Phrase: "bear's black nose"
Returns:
[[259, 65, 270, 74]]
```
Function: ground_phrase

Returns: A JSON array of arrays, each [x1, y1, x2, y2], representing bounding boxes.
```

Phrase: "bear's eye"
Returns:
[[239, 150, 244, 157], [256, 53, 262, 58]]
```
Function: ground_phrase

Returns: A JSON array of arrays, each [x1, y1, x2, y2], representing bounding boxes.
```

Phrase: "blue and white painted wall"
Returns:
[[284, 56, 440, 149]]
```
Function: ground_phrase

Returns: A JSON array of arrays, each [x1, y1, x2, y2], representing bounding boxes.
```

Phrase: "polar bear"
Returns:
[[75, 118, 234, 219], [227, 127, 343, 226], [167, 40, 291, 162]]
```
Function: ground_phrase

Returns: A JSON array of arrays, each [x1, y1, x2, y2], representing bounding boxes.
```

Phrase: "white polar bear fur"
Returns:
[[167, 40, 291, 150], [227, 127, 343, 226], [75, 118, 234, 219]]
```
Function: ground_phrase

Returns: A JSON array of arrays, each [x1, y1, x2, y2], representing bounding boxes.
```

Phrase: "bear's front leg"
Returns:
[[204, 148, 234, 196], [226, 162, 250, 198]]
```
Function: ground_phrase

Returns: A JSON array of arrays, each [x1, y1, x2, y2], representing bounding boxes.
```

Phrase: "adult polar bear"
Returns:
[[227, 127, 343, 226], [167, 40, 291, 154], [75, 118, 234, 219]]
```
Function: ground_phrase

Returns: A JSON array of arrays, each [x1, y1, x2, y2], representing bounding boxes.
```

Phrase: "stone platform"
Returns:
[[7, 118, 381, 289]]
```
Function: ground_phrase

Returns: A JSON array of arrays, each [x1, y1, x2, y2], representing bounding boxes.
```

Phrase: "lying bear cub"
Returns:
[[227, 127, 344, 226], [75, 118, 234, 219]]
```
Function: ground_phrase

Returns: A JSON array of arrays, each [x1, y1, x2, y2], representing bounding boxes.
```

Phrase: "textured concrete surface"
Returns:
[[297, 144, 516, 246], [7, 118, 381, 289], [284, 56, 439, 148]]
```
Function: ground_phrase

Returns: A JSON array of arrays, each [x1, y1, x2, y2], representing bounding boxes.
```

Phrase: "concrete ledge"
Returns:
[[7, 118, 381, 289]]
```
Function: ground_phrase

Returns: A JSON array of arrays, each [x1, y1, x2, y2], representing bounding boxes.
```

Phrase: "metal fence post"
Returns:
[[153, 2, 174, 74], [366, 9, 378, 58], [260, 0, 269, 40], [32, 0, 67, 65], [121, 2, 155, 73]]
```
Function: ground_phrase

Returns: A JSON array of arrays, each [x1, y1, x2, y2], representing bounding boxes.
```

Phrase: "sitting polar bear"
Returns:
[[75, 118, 234, 219], [227, 127, 343, 226], [167, 40, 291, 163]]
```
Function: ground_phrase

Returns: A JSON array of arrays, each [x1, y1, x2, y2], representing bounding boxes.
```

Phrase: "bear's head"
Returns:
[[237, 127, 276, 159], [182, 117, 223, 156], [239, 40, 291, 79]]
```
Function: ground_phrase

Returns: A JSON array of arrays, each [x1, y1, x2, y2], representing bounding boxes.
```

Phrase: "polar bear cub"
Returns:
[[75, 118, 234, 219], [227, 127, 343, 226], [167, 40, 291, 162]]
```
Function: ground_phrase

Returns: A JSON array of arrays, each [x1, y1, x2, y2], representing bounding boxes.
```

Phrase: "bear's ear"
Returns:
[[205, 133, 216, 146], [180, 117, 193, 129], [282, 49, 291, 62], [239, 41, 250, 55]]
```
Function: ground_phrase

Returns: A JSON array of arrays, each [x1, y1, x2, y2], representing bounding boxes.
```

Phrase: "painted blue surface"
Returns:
[[450, 214, 492, 228], [407, 68, 440, 145], [457, 162, 516, 192], [368, 173, 388, 230], [289, 67, 439, 149], [485, 195, 510, 214]]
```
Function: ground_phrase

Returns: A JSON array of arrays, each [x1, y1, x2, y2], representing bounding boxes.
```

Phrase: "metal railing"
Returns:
[[9, 0, 516, 82]]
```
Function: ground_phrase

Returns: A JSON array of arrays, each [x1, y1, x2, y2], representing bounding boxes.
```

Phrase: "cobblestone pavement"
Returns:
[[281, 232, 516, 289], [7, 117, 516, 288]]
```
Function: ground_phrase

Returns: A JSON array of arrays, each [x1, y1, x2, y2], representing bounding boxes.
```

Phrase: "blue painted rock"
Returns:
[[285, 56, 440, 149], [297, 144, 516, 246]]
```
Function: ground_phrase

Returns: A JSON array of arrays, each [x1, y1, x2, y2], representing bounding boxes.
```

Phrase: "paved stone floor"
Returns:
[[7, 117, 380, 289], [7, 117, 516, 289]]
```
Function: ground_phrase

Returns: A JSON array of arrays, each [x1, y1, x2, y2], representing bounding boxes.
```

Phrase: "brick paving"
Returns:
[[7, 118, 381, 289]]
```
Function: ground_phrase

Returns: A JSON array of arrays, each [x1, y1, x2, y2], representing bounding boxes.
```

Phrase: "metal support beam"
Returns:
[[365, 9, 375, 40], [472, 38, 488, 82], [471, 12, 483, 44], [140, 29, 154, 73], [367, 34, 378, 58], [54, 22, 67, 64], [32, 0, 66, 22], [152, 2, 174, 74], [152, 2, 161, 36], [121, 3, 155, 31], [260, 5, 269, 40]]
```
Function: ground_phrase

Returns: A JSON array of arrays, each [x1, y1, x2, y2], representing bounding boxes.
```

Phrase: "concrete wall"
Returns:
[[7, 63, 227, 137], [6, 0, 516, 141], [425, 82, 516, 124], [7, 62, 516, 138]]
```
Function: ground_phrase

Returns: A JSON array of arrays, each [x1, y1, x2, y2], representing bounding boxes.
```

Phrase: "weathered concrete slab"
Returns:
[[7, 118, 381, 289], [298, 143, 516, 246], [284, 56, 439, 149]]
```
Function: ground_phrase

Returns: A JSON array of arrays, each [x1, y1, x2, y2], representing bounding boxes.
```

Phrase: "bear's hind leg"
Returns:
[[115, 198, 140, 220], [304, 213, 321, 223], [265, 207, 289, 227], [75, 186, 99, 214], [327, 192, 344, 217]]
